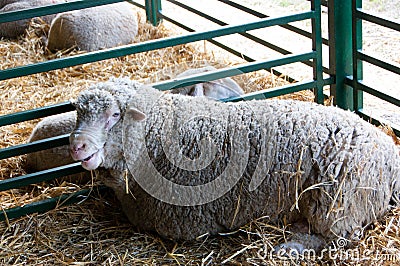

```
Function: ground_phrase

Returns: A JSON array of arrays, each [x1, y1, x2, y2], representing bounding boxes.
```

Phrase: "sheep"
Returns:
[[68, 78, 400, 252], [170, 66, 244, 99], [46, 2, 138, 52], [1, 0, 19, 8], [25, 111, 93, 183], [0, 0, 64, 39], [25, 111, 76, 172]]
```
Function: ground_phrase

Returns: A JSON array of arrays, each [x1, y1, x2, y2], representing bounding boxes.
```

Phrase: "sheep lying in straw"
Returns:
[[0, 0, 64, 39], [68, 78, 400, 251], [47, 2, 138, 52], [25, 111, 92, 183], [26, 70, 243, 174], [170, 66, 244, 99], [25, 111, 76, 172]]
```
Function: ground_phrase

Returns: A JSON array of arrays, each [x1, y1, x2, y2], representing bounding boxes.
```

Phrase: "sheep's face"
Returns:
[[69, 89, 122, 170]]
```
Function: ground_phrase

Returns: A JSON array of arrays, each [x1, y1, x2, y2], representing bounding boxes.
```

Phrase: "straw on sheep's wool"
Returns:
[[0, 10, 399, 265]]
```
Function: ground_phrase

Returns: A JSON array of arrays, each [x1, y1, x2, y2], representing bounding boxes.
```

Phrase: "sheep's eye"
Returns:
[[112, 112, 120, 118]]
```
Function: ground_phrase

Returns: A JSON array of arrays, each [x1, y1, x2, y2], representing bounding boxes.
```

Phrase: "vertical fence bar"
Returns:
[[352, 0, 363, 112], [311, 0, 324, 104], [145, 0, 162, 26], [328, 0, 354, 110]]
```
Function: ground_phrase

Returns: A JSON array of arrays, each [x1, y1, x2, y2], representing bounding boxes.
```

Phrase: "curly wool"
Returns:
[[77, 82, 400, 243]]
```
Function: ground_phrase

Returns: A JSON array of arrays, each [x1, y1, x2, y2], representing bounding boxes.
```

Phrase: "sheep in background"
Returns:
[[69, 78, 400, 252], [25, 111, 92, 183], [0, 0, 20, 8], [0, 0, 64, 39], [25, 111, 76, 172], [170, 66, 244, 99], [47, 2, 138, 52]]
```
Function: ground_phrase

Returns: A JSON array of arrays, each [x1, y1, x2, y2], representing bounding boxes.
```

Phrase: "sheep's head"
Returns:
[[69, 88, 146, 170], [69, 89, 118, 170]]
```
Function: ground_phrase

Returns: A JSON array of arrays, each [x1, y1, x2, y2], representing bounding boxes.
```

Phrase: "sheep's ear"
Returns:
[[127, 107, 146, 121]]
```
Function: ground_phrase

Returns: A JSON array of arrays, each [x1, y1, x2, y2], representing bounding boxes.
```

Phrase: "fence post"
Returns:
[[328, 0, 354, 110], [311, 0, 324, 104], [352, 0, 363, 112], [145, 0, 162, 26]]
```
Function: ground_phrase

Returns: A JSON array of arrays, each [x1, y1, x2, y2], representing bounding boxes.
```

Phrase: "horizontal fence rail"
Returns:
[[152, 52, 317, 90], [356, 9, 400, 32], [357, 51, 400, 76], [0, 186, 108, 221], [0, 103, 75, 127], [154, 0, 330, 82], [218, 0, 329, 46], [154, 12, 297, 81], [0, 11, 315, 81], [225, 77, 333, 103], [0, 134, 69, 160], [0, 0, 126, 23], [0, 163, 84, 192], [0, 0, 325, 220]]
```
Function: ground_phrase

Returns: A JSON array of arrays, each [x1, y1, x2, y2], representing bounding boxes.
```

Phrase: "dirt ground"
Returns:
[[163, 0, 400, 126]]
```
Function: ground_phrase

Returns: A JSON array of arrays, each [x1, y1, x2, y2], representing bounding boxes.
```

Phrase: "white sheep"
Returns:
[[46, 2, 138, 52], [68, 78, 400, 251], [25, 111, 95, 184], [1, 0, 20, 8], [170, 66, 244, 99], [0, 0, 64, 39], [25, 111, 76, 172]]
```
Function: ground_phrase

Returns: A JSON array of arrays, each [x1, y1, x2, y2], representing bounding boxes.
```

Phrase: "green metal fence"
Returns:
[[349, 0, 400, 136], [0, 0, 398, 221]]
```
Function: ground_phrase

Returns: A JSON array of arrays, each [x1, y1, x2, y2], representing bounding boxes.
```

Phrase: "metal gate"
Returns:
[[0, 0, 398, 221]]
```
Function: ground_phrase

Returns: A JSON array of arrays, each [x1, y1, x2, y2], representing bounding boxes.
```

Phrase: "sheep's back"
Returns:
[[25, 111, 92, 184], [119, 92, 400, 240], [0, 0, 61, 39], [47, 2, 138, 51], [26, 111, 76, 171]]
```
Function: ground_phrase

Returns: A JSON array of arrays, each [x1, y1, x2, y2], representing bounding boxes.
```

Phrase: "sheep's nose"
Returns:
[[70, 132, 88, 154], [71, 143, 86, 153]]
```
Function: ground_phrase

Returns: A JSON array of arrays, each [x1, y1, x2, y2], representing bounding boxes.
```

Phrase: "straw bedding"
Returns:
[[0, 9, 399, 265]]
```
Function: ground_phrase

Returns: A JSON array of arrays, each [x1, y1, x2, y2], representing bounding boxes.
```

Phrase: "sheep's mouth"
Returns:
[[79, 149, 103, 170], [81, 153, 96, 162]]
